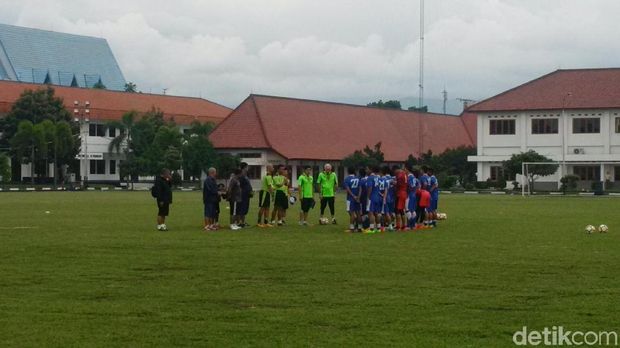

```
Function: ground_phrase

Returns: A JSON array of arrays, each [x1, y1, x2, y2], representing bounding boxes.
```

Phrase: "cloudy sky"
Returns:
[[1, 0, 619, 113]]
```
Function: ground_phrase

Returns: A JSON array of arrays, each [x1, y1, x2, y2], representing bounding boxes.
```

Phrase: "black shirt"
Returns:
[[154, 176, 172, 204], [239, 174, 252, 200]]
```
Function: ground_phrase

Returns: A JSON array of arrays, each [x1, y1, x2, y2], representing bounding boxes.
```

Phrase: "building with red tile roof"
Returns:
[[0, 80, 231, 183], [0, 80, 231, 125], [467, 68, 620, 190], [210, 94, 475, 187]]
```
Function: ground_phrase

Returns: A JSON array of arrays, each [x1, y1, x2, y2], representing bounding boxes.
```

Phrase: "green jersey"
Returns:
[[273, 175, 287, 192], [261, 174, 273, 192], [317, 171, 338, 197], [298, 174, 314, 198]]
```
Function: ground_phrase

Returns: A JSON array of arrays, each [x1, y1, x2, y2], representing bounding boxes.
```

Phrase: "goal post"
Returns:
[[521, 161, 620, 196]]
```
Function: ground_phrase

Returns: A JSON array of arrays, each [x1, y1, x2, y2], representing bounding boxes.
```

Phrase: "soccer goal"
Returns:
[[521, 161, 620, 196]]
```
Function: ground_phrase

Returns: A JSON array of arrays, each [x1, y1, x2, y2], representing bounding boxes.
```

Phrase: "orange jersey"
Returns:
[[418, 189, 431, 208]]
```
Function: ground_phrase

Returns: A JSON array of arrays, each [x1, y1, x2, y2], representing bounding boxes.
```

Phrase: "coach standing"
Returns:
[[238, 162, 253, 227], [203, 167, 219, 231], [317, 163, 338, 224], [154, 168, 173, 231]]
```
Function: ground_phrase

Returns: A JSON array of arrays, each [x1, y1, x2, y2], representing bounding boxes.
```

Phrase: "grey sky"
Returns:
[[1, 0, 619, 113]]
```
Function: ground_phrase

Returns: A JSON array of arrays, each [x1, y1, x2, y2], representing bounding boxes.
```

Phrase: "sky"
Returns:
[[1, 0, 619, 113]]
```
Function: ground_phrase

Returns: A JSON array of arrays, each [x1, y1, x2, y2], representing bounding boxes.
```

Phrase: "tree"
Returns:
[[435, 146, 477, 186], [216, 153, 241, 178], [367, 100, 402, 110], [1, 87, 78, 183], [124, 82, 137, 93], [37, 119, 56, 179], [10, 120, 44, 184], [107, 111, 138, 187], [1, 87, 72, 145], [0, 152, 10, 183], [92, 79, 106, 89], [149, 125, 183, 173], [182, 121, 217, 180], [342, 142, 384, 169], [53, 121, 76, 185], [502, 150, 559, 191], [107, 111, 137, 153], [408, 105, 428, 112]]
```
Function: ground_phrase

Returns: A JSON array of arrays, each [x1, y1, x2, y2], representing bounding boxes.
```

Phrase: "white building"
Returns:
[[0, 80, 231, 184], [467, 68, 620, 190]]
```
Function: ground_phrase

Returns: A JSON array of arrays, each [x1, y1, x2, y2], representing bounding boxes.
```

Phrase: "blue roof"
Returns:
[[0, 23, 126, 90]]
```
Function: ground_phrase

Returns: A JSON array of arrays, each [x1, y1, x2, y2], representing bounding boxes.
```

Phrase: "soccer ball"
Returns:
[[319, 217, 329, 225], [288, 196, 297, 205], [585, 225, 596, 234], [598, 224, 609, 233], [437, 213, 447, 220]]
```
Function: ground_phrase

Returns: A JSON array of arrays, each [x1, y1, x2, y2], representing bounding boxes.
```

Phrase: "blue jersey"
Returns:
[[419, 174, 430, 190], [344, 175, 361, 201], [378, 176, 388, 200], [407, 174, 419, 198], [385, 175, 395, 203], [368, 174, 382, 202], [359, 176, 368, 199], [430, 175, 439, 198]]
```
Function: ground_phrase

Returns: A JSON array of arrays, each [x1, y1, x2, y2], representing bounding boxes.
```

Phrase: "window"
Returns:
[[109, 160, 116, 175], [572, 118, 600, 134], [238, 153, 261, 159], [490, 166, 515, 181], [90, 160, 106, 175], [573, 166, 600, 181], [108, 126, 116, 138], [615, 118, 620, 133], [89, 124, 106, 137], [490, 166, 503, 181], [531, 119, 558, 134], [489, 119, 515, 135], [246, 165, 261, 179]]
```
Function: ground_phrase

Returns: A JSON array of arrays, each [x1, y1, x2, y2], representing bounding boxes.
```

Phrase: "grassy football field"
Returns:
[[0, 191, 618, 347]]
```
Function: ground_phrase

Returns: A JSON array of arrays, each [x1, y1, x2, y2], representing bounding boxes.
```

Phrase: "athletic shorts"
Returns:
[[238, 199, 250, 216], [360, 197, 368, 214], [407, 196, 417, 212], [204, 202, 217, 219], [346, 200, 360, 213], [274, 191, 289, 209], [258, 190, 271, 208], [396, 192, 407, 212], [157, 201, 170, 217], [430, 196, 438, 211], [383, 201, 395, 214], [301, 198, 314, 213], [368, 199, 383, 214]]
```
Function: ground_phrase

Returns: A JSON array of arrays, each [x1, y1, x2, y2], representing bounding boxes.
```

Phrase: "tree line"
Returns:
[[341, 143, 477, 189], [0, 87, 236, 185]]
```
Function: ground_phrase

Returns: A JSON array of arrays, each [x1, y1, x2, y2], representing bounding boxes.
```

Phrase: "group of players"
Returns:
[[342, 164, 440, 233], [253, 163, 440, 233]]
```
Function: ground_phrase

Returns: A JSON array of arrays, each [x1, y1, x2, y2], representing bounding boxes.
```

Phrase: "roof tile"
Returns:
[[211, 95, 474, 162]]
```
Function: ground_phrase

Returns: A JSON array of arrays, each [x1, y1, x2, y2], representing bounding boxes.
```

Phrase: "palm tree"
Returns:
[[107, 111, 137, 188], [107, 111, 136, 153]]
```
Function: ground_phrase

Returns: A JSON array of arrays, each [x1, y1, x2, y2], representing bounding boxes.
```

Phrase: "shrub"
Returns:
[[560, 174, 579, 192]]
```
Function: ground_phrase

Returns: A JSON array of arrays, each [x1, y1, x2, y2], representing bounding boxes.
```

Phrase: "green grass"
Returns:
[[0, 192, 619, 347]]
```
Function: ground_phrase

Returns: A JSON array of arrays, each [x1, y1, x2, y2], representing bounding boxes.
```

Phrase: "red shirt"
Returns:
[[418, 189, 431, 208], [395, 171, 408, 194]]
